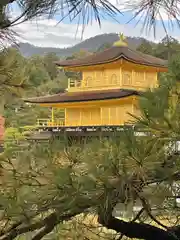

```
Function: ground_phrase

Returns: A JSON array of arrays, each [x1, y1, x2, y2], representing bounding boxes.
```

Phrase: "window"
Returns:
[[134, 71, 144, 85], [110, 74, 118, 85], [122, 71, 132, 85], [95, 70, 104, 86]]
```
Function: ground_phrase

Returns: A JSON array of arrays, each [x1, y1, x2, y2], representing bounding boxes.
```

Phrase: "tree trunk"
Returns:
[[98, 215, 179, 240]]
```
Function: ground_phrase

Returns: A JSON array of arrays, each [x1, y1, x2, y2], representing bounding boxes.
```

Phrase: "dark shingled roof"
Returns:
[[55, 46, 168, 68], [24, 89, 140, 104]]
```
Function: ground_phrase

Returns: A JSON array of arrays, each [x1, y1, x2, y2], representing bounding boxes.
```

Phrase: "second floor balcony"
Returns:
[[67, 70, 158, 92], [37, 118, 65, 128]]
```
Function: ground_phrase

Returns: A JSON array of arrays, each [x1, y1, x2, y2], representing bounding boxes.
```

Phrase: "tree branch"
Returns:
[[139, 195, 168, 230], [98, 215, 174, 240], [118, 207, 145, 240], [1, 202, 91, 240], [31, 224, 56, 240]]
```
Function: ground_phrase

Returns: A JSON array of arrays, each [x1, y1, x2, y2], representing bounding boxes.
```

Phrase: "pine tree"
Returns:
[[0, 48, 28, 115], [1, 57, 180, 240], [96, 54, 180, 239]]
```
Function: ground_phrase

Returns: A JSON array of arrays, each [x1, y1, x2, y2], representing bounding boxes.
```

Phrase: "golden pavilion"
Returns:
[[24, 35, 168, 133]]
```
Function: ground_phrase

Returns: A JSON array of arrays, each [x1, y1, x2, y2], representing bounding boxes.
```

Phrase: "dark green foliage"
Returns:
[[97, 42, 111, 52], [27, 55, 51, 86], [136, 39, 154, 55], [168, 55, 180, 80], [137, 36, 180, 61], [154, 36, 180, 60], [0, 49, 68, 128], [43, 53, 59, 80]]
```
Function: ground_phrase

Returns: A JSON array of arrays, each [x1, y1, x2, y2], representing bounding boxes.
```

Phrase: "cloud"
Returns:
[[9, 0, 180, 48], [13, 19, 82, 48], [12, 16, 179, 48]]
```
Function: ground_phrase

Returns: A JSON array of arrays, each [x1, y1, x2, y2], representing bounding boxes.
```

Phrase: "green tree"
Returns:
[[0, 47, 28, 114], [73, 49, 92, 58], [136, 39, 154, 55], [97, 42, 111, 52], [154, 36, 180, 60], [66, 49, 92, 60], [3, 49, 68, 128], [43, 53, 59, 80], [27, 55, 50, 87], [36, 74, 68, 95]]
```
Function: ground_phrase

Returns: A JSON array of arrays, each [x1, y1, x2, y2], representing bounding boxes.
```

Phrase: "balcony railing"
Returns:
[[37, 118, 65, 127], [68, 79, 81, 89]]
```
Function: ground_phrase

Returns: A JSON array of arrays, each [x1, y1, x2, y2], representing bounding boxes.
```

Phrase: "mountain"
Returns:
[[14, 33, 146, 58]]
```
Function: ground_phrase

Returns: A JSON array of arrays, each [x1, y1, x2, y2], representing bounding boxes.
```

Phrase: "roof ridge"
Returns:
[[24, 88, 139, 104], [133, 48, 167, 62], [55, 45, 167, 68], [127, 47, 152, 63]]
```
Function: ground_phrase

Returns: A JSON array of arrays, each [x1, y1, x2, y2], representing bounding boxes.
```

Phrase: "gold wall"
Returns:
[[67, 60, 159, 92], [65, 101, 136, 127], [40, 97, 139, 127]]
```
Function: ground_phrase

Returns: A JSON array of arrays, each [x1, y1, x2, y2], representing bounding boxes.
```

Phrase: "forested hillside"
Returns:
[[136, 36, 180, 59], [14, 34, 146, 57]]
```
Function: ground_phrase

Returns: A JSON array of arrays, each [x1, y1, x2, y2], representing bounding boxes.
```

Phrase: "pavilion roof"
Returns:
[[55, 46, 168, 68], [24, 89, 140, 104]]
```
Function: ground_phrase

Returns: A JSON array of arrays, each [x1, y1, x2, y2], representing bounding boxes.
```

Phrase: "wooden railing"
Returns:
[[37, 118, 65, 127]]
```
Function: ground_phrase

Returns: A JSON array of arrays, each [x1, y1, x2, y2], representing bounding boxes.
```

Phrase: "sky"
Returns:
[[9, 0, 180, 48]]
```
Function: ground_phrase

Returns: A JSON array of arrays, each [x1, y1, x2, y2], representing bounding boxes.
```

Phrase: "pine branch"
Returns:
[[0, 203, 92, 240], [2, 82, 28, 88], [139, 195, 169, 230], [118, 207, 145, 240], [31, 224, 56, 240], [1, 0, 178, 39], [98, 215, 174, 240], [0, 220, 23, 237]]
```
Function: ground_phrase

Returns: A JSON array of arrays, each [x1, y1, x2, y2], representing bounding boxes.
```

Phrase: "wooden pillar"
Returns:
[[119, 66, 122, 87], [51, 107, 54, 123], [68, 78, 70, 89]]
